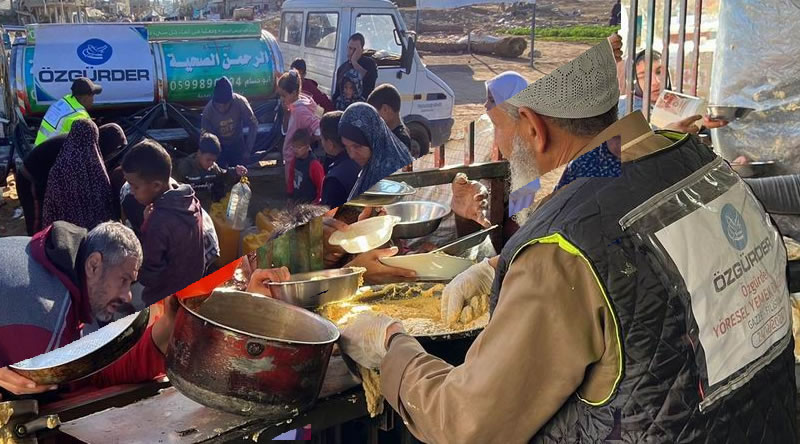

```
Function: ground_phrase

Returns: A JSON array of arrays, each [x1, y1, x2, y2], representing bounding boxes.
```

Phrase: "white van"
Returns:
[[278, 0, 455, 154]]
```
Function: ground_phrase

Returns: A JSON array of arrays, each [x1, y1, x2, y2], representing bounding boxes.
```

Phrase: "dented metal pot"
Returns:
[[166, 290, 339, 419]]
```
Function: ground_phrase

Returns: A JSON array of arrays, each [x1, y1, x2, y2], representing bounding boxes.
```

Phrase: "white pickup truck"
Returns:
[[277, 0, 456, 154]]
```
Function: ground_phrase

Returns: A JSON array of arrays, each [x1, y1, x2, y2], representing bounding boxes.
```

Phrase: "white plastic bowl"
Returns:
[[328, 215, 401, 254], [379, 252, 475, 280]]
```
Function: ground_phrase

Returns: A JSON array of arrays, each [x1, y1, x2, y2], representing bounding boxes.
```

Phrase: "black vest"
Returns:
[[493, 134, 797, 443]]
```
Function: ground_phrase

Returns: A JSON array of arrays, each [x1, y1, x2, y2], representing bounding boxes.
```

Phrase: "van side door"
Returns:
[[345, 9, 416, 116], [301, 10, 340, 97]]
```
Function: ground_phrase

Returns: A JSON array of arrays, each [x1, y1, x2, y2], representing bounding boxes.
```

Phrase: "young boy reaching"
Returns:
[[287, 128, 325, 205], [367, 83, 420, 157], [121, 140, 206, 306], [173, 133, 248, 209]]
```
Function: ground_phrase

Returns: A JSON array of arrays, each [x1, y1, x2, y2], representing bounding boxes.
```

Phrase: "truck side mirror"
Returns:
[[401, 36, 415, 75]]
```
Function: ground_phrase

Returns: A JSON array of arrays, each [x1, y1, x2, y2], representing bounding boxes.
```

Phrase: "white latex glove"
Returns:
[[339, 312, 402, 369], [441, 258, 496, 327]]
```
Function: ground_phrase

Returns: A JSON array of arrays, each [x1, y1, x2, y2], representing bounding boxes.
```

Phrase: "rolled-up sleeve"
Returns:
[[380, 243, 619, 443]]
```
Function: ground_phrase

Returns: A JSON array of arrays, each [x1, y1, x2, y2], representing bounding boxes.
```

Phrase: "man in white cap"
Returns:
[[338, 41, 795, 443]]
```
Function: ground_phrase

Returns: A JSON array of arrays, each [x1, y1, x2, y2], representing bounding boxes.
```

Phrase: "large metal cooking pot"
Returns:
[[10, 308, 150, 385], [166, 289, 340, 419]]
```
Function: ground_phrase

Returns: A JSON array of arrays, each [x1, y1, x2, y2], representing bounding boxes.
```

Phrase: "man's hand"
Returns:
[[703, 116, 730, 130], [246, 267, 292, 296], [323, 217, 350, 267], [452, 173, 490, 228], [441, 259, 496, 327], [608, 32, 623, 62], [347, 247, 417, 285], [235, 165, 248, 177], [664, 115, 702, 134], [357, 206, 387, 222], [143, 203, 155, 224], [350, 46, 364, 66], [0, 367, 58, 398], [151, 295, 180, 355], [339, 312, 403, 369]]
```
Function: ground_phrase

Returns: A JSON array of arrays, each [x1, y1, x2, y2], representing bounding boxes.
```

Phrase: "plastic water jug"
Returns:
[[226, 177, 251, 230]]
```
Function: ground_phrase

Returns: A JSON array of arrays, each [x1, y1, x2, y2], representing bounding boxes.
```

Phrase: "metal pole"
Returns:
[[415, 8, 420, 34], [530, 2, 536, 67], [691, 0, 703, 96], [624, 0, 639, 116], [661, 0, 672, 93], [676, 0, 688, 93], [642, 0, 656, 121]]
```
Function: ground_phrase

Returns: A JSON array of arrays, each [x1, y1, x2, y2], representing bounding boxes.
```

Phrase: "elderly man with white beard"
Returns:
[[337, 40, 796, 444]]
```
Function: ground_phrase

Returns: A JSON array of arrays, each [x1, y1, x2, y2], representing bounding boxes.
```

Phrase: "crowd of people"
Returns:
[[1, 24, 796, 444], [0, 30, 418, 393]]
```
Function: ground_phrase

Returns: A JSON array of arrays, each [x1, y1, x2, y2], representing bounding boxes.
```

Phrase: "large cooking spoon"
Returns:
[[430, 225, 499, 256]]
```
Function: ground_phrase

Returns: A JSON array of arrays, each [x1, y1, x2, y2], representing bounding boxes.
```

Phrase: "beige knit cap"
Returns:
[[506, 40, 619, 119]]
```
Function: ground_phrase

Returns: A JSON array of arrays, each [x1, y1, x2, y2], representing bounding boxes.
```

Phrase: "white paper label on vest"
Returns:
[[42, 98, 74, 128], [654, 181, 790, 386]]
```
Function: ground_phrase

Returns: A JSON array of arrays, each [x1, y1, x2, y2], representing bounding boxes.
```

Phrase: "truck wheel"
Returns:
[[407, 122, 430, 158]]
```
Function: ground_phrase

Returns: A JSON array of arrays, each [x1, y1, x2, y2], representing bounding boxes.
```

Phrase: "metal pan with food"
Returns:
[[9, 308, 151, 386], [318, 282, 490, 343]]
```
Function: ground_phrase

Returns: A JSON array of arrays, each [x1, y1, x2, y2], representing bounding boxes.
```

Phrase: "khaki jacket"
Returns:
[[380, 112, 676, 443]]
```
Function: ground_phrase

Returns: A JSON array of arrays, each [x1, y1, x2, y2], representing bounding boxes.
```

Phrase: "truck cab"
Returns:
[[278, 0, 455, 155]]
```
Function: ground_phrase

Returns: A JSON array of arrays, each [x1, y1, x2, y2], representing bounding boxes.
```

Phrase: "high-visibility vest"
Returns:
[[34, 94, 90, 147]]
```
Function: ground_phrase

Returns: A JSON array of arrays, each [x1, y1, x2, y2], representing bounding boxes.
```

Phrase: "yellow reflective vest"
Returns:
[[34, 94, 90, 147]]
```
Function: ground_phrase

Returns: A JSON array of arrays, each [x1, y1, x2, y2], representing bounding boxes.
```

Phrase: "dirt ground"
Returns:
[[422, 40, 594, 136]]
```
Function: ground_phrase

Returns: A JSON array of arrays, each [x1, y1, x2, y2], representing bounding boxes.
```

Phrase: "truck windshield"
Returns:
[[355, 14, 403, 58]]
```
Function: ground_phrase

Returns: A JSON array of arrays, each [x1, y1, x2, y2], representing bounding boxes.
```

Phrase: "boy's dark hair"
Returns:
[[278, 69, 302, 95], [290, 58, 307, 76], [367, 83, 401, 113], [121, 139, 172, 182], [291, 128, 311, 146], [349, 33, 365, 48], [320, 111, 344, 146], [198, 133, 221, 156]]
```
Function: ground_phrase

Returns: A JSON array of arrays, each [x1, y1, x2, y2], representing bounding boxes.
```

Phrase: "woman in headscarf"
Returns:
[[17, 123, 126, 234], [338, 102, 413, 200], [42, 119, 115, 230]]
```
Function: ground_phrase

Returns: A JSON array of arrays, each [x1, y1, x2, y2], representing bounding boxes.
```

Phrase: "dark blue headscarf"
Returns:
[[338, 102, 413, 200]]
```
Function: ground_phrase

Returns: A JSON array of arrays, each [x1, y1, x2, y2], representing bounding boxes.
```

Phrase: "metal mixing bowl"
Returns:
[[267, 267, 365, 309], [384, 201, 452, 239], [707, 105, 755, 121]]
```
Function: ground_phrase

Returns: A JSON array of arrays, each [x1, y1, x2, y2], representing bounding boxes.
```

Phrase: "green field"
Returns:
[[503, 25, 620, 43]]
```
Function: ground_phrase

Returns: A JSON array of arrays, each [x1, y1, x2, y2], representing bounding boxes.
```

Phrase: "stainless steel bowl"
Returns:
[[384, 201, 452, 239], [346, 180, 417, 207], [707, 105, 755, 121], [267, 267, 365, 309], [730, 160, 778, 178]]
